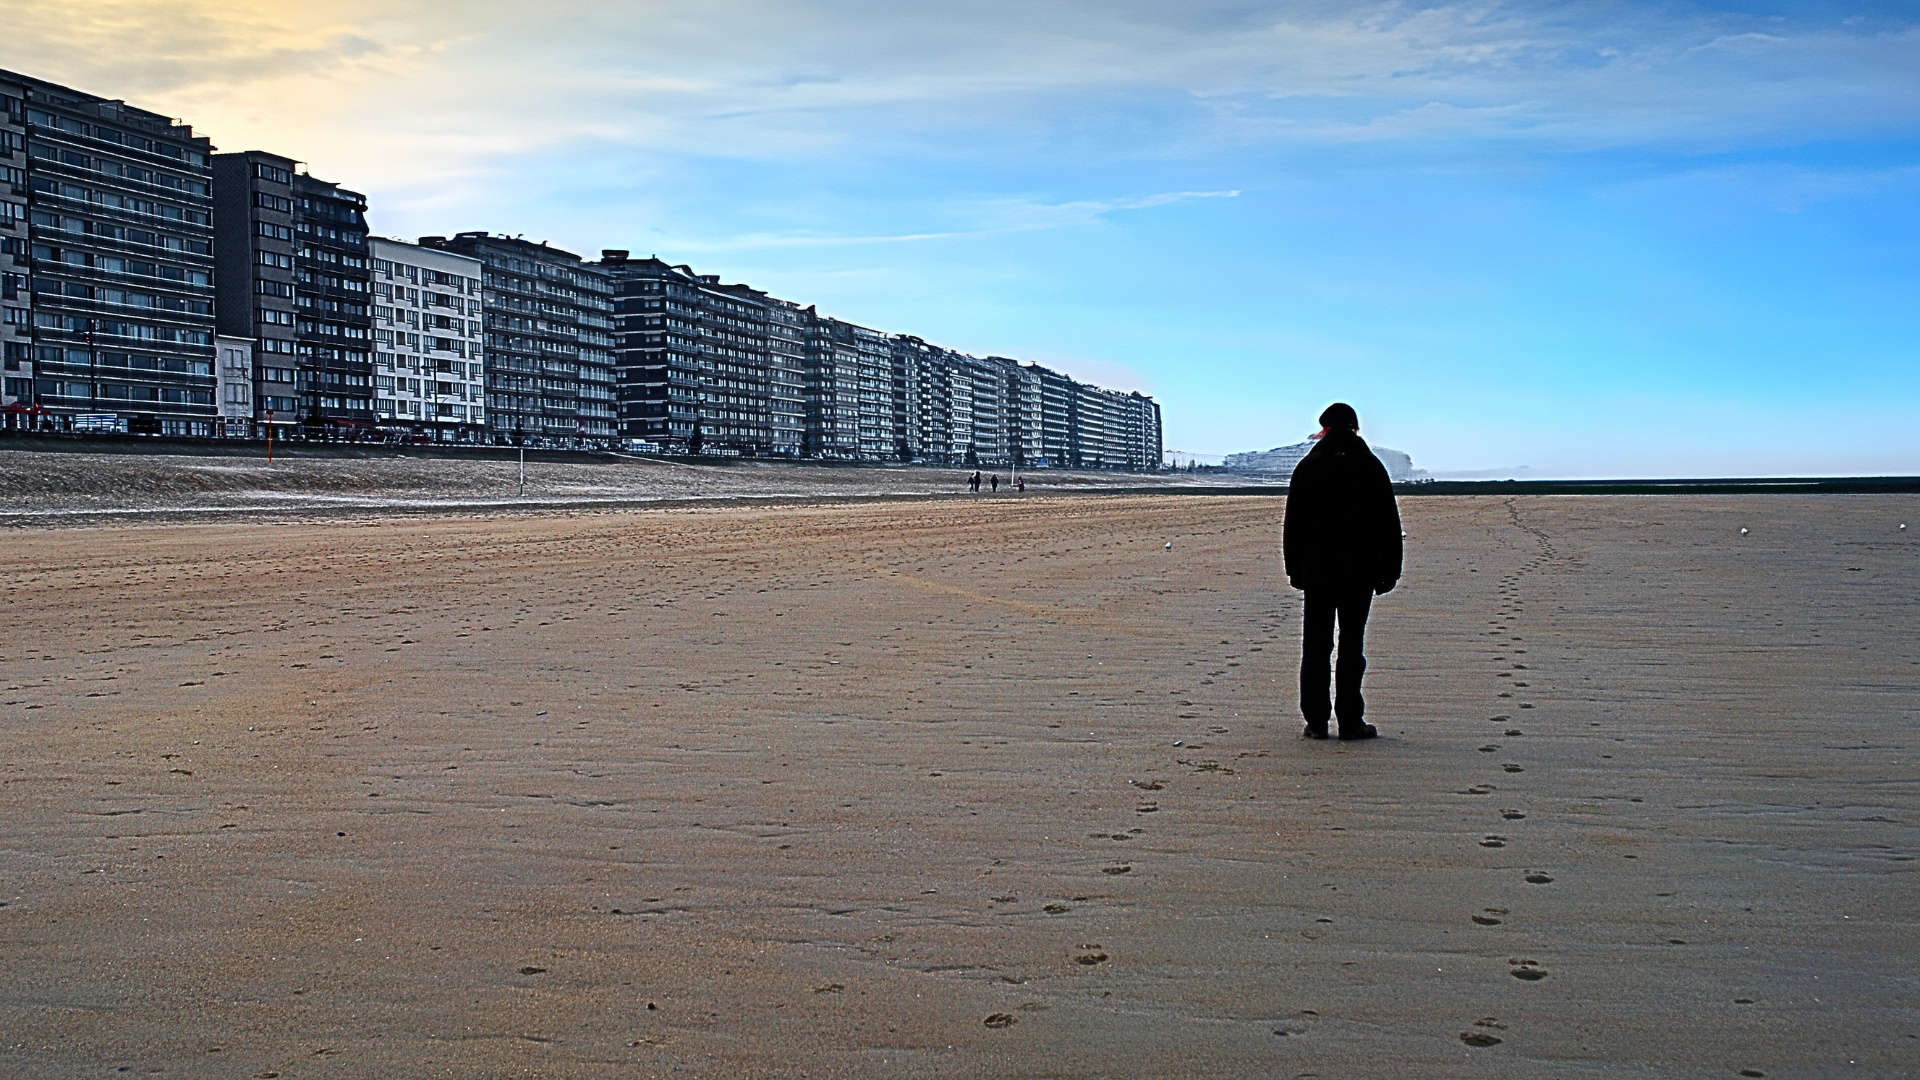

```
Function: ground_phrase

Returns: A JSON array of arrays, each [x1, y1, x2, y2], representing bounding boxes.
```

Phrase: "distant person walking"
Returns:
[[990, 474, 999, 493], [967, 471, 981, 492], [1283, 402, 1403, 740]]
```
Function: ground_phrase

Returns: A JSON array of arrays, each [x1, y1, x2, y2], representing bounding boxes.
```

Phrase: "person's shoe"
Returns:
[[1337, 723, 1379, 741], [1302, 723, 1329, 740]]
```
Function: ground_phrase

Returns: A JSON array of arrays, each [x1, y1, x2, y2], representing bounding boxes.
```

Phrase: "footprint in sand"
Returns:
[[1075, 946, 1109, 965], [1509, 959, 1548, 981], [1461, 1016, 1506, 1045], [1460, 785, 1495, 795], [1480, 835, 1506, 848], [1460, 1031, 1502, 1047], [1102, 865, 1131, 875], [518, 967, 547, 976], [1043, 903, 1070, 914], [1503, 764, 1525, 773], [1471, 909, 1505, 926], [1524, 872, 1553, 884], [1479, 745, 1500, 753], [1501, 809, 1526, 820], [983, 1013, 1017, 1029], [1271, 1018, 1311, 1037]]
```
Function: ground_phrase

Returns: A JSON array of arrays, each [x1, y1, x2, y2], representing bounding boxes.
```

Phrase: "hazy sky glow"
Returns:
[[8, 1, 1916, 475]]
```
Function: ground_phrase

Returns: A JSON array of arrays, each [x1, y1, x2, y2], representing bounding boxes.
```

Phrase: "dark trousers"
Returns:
[[1301, 586, 1374, 730]]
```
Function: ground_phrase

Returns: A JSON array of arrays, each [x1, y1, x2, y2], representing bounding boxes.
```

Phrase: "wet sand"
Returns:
[[0, 448, 1240, 526], [1, 494, 1914, 1078]]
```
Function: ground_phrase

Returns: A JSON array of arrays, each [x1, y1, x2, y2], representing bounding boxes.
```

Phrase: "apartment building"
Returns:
[[368, 237, 484, 439], [211, 151, 373, 435], [800, 316, 897, 460], [695, 278, 774, 454], [2, 78, 28, 423], [602, 254, 700, 450], [213, 333, 252, 436], [1007, 362, 1043, 468], [3, 68, 218, 435], [423, 233, 613, 445], [599, 253, 810, 457], [765, 298, 807, 457], [802, 317, 861, 459]]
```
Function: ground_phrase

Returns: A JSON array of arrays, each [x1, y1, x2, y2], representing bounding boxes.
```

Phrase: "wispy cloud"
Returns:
[[666, 190, 1241, 251]]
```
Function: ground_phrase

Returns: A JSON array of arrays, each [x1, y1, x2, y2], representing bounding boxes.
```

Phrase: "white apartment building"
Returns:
[[369, 237, 484, 440], [213, 334, 253, 437]]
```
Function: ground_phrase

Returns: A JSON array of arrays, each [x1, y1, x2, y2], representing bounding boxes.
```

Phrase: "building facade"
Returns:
[[602, 254, 700, 451], [4, 68, 218, 435], [599, 253, 811, 457], [2, 77, 29, 425], [765, 298, 807, 457], [424, 233, 613, 445], [212, 151, 373, 436], [369, 238, 484, 440], [801, 316, 897, 460], [213, 333, 252, 436]]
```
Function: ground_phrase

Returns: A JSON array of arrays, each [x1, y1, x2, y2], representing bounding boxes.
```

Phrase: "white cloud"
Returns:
[[7, 2, 1914, 181]]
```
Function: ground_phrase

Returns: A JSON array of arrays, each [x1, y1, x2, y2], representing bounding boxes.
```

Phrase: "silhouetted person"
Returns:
[[990, 474, 999, 492], [1283, 402, 1402, 740]]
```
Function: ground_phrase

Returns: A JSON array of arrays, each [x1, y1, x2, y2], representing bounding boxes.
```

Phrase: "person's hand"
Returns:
[[1374, 579, 1397, 595]]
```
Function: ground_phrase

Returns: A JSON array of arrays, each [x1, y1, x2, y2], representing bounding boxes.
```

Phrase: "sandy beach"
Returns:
[[1, 490, 1914, 1078]]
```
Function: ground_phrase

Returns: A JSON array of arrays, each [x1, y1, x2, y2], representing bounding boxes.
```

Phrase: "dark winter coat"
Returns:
[[1282, 430, 1404, 592]]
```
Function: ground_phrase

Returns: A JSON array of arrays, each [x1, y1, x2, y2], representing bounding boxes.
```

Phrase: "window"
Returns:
[[256, 251, 294, 269], [255, 222, 293, 241], [253, 162, 293, 185], [252, 192, 293, 213]]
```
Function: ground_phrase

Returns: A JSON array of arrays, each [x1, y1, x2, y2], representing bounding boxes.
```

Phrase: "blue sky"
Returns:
[[9, 1, 1916, 475]]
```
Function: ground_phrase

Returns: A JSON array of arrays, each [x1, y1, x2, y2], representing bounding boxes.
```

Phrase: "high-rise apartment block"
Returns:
[[422, 233, 613, 445], [212, 151, 373, 434], [599, 253, 807, 456], [1, 68, 218, 434], [2, 77, 29, 422], [369, 238, 484, 439], [804, 316, 896, 460], [213, 333, 252, 436]]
